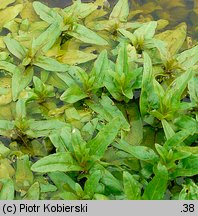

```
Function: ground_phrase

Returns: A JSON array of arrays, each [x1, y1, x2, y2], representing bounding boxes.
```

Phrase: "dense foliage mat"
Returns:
[[0, 0, 197, 200]]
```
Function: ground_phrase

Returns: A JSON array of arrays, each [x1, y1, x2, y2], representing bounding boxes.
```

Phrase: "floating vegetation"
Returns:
[[0, 0, 197, 200]]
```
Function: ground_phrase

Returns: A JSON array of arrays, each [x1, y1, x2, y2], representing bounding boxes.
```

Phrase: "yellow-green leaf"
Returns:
[[58, 50, 96, 65], [0, 4, 23, 28], [110, 0, 129, 22], [0, 0, 15, 10]]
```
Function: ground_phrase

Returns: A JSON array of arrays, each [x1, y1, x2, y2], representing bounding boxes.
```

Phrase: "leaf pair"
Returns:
[[60, 50, 108, 103], [123, 163, 168, 200], [31, 117, 122, 173], [33, 1, 108, 46], [2, 34, 70, 100], [140, 52, 194, 123], [105, 43, 142, 101]]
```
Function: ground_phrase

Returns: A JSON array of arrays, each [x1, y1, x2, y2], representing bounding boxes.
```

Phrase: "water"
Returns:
[[39, 0, 198, 40]]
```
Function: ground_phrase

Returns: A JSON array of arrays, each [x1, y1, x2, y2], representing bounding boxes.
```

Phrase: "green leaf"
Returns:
[[16, 99, 26, 119], [58, 50, 96, 65], [48, 172, 76, 192], [33, 1, 63, 24], [99, 166, 123, 193], [32, 23, 61, 53], [0, 4, 23, 28], [0, 0, 15, 9], [0, 143, 10, 157], [60, 84, 87, 103], [116, 43, 129, 76], [12, 66, 34, 101], [176, 146, 198, 155], [31, 152, 83, 173], [87, 95, 130, 131], [134, 21, 157, 40], [64, 1, 97, 19], [155, 23, 186, 55], [140, 52, 158, 120], [71, 128, 89, 163], [68, 24, 108, 46], [171, 155, 198, 177], [164, 130, 194, 150], [33, 76, 55, 98], [49, 126, 72, 152], [114, 140, 159, 163], [118, 28, 136, 43], [88, 117, 121, 159], [155, 144, 168, 163], [90, 50, 109, 89], [0, 61, 18, 74], [143, 163, 168, 200], [23, 182, 40, 200], [15, 155, 34, 191], [4, 37, 27, 60], [164, 69, 193, 109], [0, 120, 14, 137], [84, 170, 101, 198], [93, 194, 109, 200], [27, 120, 66, 138], [153, 79, 165, 110], [110, 0, 129, 22], [179, 180, 198, 200], [177, 45, 198, 69], [174, 116, 198, 134], [75, 183, 84, 198], [34, 56, 69, 72], [161, 119, 175, 140], [59, 192, 78, 200], [0, 179, 14, 200], [104, 71, 123, 101], [123, 171, 142, 200], [105, 44, 134, 101], [123, 103, 143, 145], [188, 77, 198, 104], [40, 183, 57, 193]]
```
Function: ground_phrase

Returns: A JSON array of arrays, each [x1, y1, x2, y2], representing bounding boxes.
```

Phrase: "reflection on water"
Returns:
[[39, 0, 198, 40]]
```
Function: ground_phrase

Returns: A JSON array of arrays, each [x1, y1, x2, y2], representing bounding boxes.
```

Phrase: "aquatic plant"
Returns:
[[0, 0, 197, 200]]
